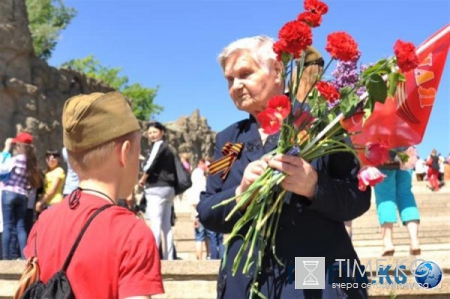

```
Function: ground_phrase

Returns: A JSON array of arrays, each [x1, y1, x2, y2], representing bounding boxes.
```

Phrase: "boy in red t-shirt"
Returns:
[[24, 92, 164, 298]]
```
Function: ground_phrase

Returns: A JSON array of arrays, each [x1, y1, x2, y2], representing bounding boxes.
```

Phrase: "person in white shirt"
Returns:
[[414, 156, 426, 181], [187, 158, 210, 260]]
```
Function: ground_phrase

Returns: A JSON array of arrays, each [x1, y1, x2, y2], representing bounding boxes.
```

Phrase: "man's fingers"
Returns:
[[268, 155, 305, 176], [271, 154, 304, 166]]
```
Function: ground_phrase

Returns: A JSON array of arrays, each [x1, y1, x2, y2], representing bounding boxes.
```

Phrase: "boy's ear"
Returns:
[[119, 140, 132, 167]]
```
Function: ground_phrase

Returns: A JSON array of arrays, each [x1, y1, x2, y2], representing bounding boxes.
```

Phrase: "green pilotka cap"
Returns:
[[304, 45, 322, 63], [62, 91, 140, 152]]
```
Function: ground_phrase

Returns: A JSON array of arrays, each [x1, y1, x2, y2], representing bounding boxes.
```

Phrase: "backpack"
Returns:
[[173, 155, 192, 196], [15, 204, 113, 299]]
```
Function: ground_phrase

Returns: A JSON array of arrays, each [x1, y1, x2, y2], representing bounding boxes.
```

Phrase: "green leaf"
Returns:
[[397, 152, 409, 163], [361, 59, 389, 77], [362, 100, 374, 126], [388, 72, 402, 97], [366, 74, 388, 104], [27, 0, 77, 60], [339, 89, 360, 118]]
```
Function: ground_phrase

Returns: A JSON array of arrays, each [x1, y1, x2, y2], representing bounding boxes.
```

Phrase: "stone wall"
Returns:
[[0, 0, 216, 167], [0, 0, 113, 165]]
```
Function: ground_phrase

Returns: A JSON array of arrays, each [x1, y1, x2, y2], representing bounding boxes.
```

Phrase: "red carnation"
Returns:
[[304, 0, 329, 15], [258, 109, 282, 135], [365, 142, 390, 166], [278, 20, 313, 58], [394, 40, 419, 73], [316, 81, 340, 103], [358, 166, 386, 191], [297, 11, 322, 27], [267, 95, 291, 119], [325, 32, 360, 61], [273, 40, 288, 61]]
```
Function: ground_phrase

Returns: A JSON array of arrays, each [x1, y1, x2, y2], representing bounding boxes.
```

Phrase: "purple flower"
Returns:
[[331, 53, 368, 98]]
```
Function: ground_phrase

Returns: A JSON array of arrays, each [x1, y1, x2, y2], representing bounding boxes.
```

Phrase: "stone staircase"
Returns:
[[352, 182, 450, 258], [173, 181, 450, 261], [1, 181, 449, 298]]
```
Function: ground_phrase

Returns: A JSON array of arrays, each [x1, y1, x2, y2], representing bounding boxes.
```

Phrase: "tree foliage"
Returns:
[[26, 0, 77, 60], [62, 55, 162, 120]]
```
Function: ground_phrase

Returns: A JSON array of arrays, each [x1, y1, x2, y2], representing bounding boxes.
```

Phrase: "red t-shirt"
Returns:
[[24, 193, 164, 299]]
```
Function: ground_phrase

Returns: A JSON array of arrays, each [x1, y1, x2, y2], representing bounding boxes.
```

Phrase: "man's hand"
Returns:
[[266, 154, 318, 200]]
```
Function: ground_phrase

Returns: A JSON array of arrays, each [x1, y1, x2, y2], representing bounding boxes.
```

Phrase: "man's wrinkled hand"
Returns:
[[266, 154, 318, 200]]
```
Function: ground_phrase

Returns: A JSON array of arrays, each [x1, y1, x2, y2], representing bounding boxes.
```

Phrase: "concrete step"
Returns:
[[153, 281, 216, 299], [168, 185, 450, 261], [1, 256, 449, 299], [351, 230, 450, 240], [353, 237, 449, 247], [351, 225, 449, 235], [354, 243, 450, 258]]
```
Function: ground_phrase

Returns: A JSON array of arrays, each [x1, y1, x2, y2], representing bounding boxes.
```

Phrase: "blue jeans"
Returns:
[[1, 190, 28, 260], [206, 229, 224, 260]]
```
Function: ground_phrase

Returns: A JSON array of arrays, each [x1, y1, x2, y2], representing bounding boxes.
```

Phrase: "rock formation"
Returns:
[[0, 0, 215, 168], [158, 109, 216, 164]]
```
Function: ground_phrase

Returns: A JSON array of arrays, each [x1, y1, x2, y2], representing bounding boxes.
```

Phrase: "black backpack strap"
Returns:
[[61, 204, 113, 272]]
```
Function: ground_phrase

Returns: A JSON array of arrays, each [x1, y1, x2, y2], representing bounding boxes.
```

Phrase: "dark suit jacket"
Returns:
[[145, 141, 176, 188], [197, 116, 371, 299]]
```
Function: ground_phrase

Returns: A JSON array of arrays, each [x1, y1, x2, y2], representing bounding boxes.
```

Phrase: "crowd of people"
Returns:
[[0, 127, 226, 263], [414, 149, 449, 191], [0, 35, 447, 299], [0, 133, 74, 260]]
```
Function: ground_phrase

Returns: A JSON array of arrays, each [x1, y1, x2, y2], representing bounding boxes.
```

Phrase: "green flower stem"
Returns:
[[270, 196, 285, 266], [243, 201, 265, 273], [232, 224, 255, 275], [256, 189, 286, 230], [301, 111, 344, 153]]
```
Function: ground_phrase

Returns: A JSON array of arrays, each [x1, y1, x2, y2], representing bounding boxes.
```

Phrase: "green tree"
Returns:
[[62, 55, 162, 120], [26, 0, 77, 60]]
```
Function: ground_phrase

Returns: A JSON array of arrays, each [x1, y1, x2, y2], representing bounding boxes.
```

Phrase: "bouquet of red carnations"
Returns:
[[214, 0, 418, 297]]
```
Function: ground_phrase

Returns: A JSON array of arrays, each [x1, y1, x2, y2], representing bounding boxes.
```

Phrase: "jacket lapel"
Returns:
[[239, 116, 279, 164]]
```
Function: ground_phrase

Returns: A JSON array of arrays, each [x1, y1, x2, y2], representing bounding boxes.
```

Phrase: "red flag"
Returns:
[[346, 25, 450, 165]]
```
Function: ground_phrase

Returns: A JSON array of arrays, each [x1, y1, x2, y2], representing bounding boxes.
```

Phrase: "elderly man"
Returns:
[[22, 92, 164, 298], [197, 36, 371, 299]]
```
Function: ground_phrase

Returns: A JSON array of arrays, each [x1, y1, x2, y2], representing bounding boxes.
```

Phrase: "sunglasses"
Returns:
[[46, 154, 60, 158]]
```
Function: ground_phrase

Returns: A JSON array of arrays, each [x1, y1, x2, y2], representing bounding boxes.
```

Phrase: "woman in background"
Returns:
[[0, 132, 41, 259], [374, 146, 421, 256], [138, 122, 177, 260], [36, 150, 66, 212]]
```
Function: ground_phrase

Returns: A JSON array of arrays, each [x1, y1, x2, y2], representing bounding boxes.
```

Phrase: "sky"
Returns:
[[48, 0, 450, 158]]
